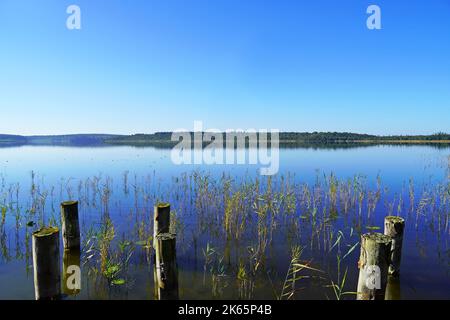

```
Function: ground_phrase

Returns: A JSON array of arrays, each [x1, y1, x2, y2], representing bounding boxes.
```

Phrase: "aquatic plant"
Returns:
[[325, 229, 359, 300], [277, 245, 322, 300]]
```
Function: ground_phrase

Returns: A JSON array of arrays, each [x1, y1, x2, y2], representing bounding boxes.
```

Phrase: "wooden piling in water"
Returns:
[[153, 203, 171, 246], [154, 232, 179, 300], [385, 275, 401, 300], [32, 226, 61, 300], [384, 216, 405, 276], [61, 201, 80, 250], [153, 254, 159, 300], [356, 233, 391, 300], [154, 203, 171, 235], [63, 248, 81, 296]]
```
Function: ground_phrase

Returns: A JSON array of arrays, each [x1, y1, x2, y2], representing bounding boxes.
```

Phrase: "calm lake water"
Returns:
[[0, 145, 449, 300]]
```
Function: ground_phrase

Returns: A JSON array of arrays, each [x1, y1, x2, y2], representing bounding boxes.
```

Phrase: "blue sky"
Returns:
[[0, 0, 449, 135]]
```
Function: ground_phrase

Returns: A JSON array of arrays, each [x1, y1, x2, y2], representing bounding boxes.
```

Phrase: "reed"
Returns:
[[0, 168, 447, 299]]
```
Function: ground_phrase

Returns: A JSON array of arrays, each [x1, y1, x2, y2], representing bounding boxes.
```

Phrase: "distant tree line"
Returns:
[[0, 132, 449, 147], [104, 132, 450, 144]]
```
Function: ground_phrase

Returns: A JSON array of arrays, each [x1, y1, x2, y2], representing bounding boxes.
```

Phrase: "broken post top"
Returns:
[[156, 202, 170, 209], [33, 226, 59, 238], [362, 232, 391, 245], [385, 216, 405, 237], [385, 216, 405, 224], [61, 200, 78, 207]]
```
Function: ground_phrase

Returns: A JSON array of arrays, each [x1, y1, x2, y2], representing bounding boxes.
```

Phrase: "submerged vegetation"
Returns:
[[0, 164, 449, 299]]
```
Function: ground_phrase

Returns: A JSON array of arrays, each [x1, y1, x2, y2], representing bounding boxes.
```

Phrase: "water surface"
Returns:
[[0, 145, 448, 299]]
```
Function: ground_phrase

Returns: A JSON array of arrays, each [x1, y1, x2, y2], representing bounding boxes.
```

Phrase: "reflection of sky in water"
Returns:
[[0, 145, 448, 187]]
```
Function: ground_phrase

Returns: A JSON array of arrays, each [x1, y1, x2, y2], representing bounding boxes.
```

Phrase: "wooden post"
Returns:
[[385, 275, 401, 300], [357, 233, 391, 300], [63, 248, 81, 296], [32, 226, 61, 300], [154, 233, 179, 300], [153, 203, 170, 246], [384, 216, 405, 276], [61, 201, 80, 250], [153, 254, 159, 300]]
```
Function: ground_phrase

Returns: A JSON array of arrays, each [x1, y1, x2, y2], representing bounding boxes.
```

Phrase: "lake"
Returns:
[[0, 144, 449, 299]]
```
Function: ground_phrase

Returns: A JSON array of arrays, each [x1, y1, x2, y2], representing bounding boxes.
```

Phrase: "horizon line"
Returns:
[[1, 131, 449, 137]]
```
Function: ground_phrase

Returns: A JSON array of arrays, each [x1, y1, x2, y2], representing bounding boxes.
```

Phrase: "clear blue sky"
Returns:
[[0, 0, 449, 135]]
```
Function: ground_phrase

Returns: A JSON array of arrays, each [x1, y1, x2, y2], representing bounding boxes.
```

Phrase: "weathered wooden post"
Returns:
[[153, 203, 171, 246], [384, 216, 405, 276], [356, 233, 391, 300], [385, 275, 401, 300], [63, 248, 81, 296], [154, 233, 179, 300], [32, 226, 61, 300], [153, 254, 159, 300], [61, 201, 80, 250]]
